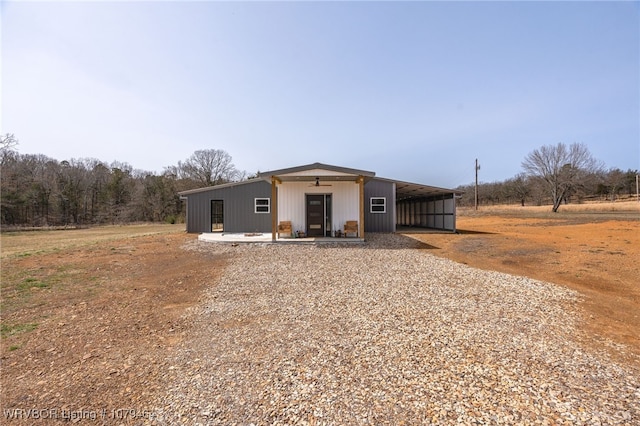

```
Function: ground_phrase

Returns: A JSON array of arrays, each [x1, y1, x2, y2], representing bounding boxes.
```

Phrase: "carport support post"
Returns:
[[358, 175, 365, 239], [271, 176, 278, 242]]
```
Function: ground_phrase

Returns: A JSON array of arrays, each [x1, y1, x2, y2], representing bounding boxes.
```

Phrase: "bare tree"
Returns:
[[177, 149, 239, 186], [1, 134, 19, 168], [503, 173, 531, 206], [57, 159, 91, 224], [0, 133, 18, 152], [598, 168, 630, 201], [522, 142, 602, 212]]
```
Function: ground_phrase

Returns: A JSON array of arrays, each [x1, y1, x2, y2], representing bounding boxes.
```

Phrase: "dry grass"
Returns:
[[466, 199, 640, 214], [0, 223, 185, 259]]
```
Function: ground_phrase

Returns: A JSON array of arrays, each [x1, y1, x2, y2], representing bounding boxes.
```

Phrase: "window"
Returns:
[[255, 198, 270, 213], [370, 197, 386, 213]]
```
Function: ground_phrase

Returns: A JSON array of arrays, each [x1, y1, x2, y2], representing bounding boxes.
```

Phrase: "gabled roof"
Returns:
[[178, 163, 462, 199], [258, 162, 375, 182]]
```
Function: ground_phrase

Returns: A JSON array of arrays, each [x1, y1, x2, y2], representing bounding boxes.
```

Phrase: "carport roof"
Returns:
[[375, 177, 464, 201]]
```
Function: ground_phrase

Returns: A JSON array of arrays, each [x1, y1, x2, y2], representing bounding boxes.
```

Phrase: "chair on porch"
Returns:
[[344, 220, 358, 237], [278, 221, 292, 238]]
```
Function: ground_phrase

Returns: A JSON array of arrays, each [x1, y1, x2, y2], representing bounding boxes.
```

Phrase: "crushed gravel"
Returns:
[[151, 233, 639, 425]]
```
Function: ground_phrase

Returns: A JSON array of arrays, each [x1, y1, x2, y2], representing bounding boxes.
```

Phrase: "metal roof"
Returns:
[[178, 178, 264, 196], [179, 164, 462, 200], [258, 162, 376, 181], [374, 177, 464, 201]]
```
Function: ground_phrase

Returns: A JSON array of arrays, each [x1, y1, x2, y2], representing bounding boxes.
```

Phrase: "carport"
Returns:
[[382, 178, 462, 232]]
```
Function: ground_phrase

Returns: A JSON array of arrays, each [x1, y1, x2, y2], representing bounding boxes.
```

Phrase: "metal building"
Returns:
[[179, 163, 461, 239]]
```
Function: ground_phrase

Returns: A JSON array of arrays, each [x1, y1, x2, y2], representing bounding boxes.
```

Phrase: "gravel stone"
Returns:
[[150, 234, 639, 425]]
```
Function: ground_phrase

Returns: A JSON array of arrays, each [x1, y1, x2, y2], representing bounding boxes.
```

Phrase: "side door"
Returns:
[[211, 200, 223, 232]]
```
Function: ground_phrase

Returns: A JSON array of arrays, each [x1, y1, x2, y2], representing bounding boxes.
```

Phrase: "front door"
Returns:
[[306, 195, 324, 237]]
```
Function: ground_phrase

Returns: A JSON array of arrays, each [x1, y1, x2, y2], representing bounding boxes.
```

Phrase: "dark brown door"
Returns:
[[306, 195, 324, 237]]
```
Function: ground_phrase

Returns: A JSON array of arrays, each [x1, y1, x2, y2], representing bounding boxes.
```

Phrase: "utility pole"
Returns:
[[636, 173, 639, 202], [475, 159, 480, 210]]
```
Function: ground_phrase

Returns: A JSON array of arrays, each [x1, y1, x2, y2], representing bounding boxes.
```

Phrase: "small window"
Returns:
[[370, 197, 386, 213], [255, 198, 270, 213]]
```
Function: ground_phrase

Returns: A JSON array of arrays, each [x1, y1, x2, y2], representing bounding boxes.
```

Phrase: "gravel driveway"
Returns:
[[152, 234, 639, 425]]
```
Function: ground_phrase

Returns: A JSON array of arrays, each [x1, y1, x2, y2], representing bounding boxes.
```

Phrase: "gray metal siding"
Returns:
[[183, 173, 457, 234], [364, 179, 396, 232], [184, 181, 272, 233]]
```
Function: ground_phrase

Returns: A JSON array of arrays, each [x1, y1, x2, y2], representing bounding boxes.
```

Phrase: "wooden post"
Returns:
[[271, 176, 278, 242], [358, 176, 365, 239]]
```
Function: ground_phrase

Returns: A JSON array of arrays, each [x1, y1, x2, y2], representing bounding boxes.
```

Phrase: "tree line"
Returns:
[[2, 135, 637, 227], [0, 134, 246, 227], [457, 142, 638, 211]]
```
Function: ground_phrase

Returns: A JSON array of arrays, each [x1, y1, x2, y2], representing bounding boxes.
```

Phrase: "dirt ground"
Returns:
[[1, 225, 224, 423], [1, 204, 639, 421], [404, 203, 640, 368]]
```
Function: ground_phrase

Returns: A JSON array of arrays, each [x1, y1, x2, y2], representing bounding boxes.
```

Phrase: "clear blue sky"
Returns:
[[2, 1, 638, 188]]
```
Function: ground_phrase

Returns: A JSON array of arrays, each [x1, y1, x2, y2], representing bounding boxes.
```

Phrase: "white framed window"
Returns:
[[255, 198, 270, 213], [370, 197, 386, 213]]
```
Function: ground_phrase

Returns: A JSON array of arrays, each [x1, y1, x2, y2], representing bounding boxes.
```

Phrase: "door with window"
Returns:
[[306, 195, 324, 237], [211, 200, 224, 232], [306, 194, 332, 237]]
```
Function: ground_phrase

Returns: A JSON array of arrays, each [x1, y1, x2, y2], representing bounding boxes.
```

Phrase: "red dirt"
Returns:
[[1, 210, 639, 421], [1, 232, 225, 423], [405, 210, 640, 368]]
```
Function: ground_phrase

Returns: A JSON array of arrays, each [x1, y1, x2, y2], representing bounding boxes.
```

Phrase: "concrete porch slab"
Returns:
[[197, 233, 365, 244]]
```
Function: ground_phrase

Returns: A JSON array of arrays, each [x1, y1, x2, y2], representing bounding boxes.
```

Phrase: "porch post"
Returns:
[[358, 175, 365, 239], [271, 176, 278, 242]]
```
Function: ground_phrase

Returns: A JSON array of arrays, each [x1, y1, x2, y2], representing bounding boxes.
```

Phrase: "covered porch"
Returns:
[[258, 163, 375, 242]]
